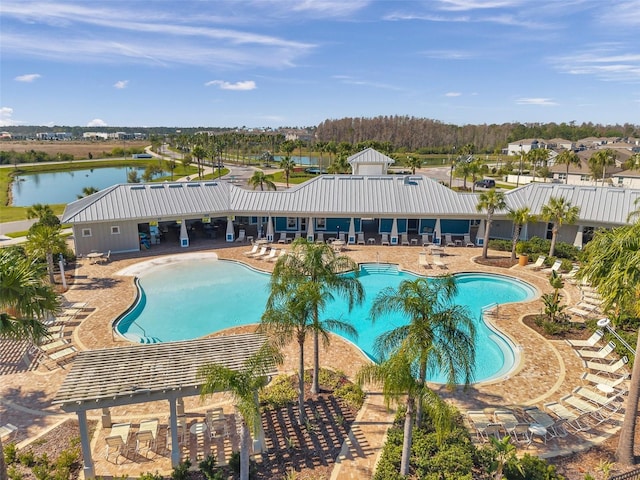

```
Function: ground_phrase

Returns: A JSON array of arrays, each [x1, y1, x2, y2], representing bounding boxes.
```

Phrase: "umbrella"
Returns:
[[476, 219, 485, 246], [180, 220, 189, 247], [226, 217, 234, 242], [307, 217, 315, 242], [433, 218, 441, 245], [573, 225, 583, 249], [348, 218, 355, 244], [266, 216, 274, 242], [390, 218, 398, 245]]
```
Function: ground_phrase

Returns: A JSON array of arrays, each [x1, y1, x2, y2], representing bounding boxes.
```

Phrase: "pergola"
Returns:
[[52, 333, 268, 478]]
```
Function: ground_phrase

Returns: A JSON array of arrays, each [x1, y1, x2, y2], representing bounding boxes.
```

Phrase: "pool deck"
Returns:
[[0, 240, 625, 478]]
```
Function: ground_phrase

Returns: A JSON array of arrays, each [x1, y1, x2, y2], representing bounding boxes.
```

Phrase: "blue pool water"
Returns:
[[115, 260, 536, 383]]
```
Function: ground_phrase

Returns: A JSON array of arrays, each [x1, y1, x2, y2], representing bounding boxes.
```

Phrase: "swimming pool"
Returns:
[[115, 258, 536, 383]]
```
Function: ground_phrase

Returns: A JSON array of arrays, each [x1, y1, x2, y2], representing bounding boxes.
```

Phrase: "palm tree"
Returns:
[[554, 150, 581, 184], [369, 276, 475, 427], [357, 350, 455, 477], [454, 161, 472, 190], [26, 203, 59, 227], [0, 247, 60, 480], [260, 282, 319, 424], [191, 144, 207, 179], [540, 196, 580, 257], [197, 343, 283, 480], [248, 171, 277, 191], [476, 189, 507, 259], [578, 222, 640, 466], [279, 156, 296, 187], [405, 155, 422, 174], [269, 239, 363, 394], [588, 149, 617, 186], [468, 159, 483, 192], [25, 223, 68, 285], [506, 207, 536, 261], [528, 148, 550, 182]]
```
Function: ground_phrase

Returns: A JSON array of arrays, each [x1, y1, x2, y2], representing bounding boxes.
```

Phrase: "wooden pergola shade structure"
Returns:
[[53, 334, 268, 478]]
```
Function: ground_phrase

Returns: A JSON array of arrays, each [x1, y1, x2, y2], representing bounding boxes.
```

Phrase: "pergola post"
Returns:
[[100, 407, 112, 428], [77, 410, 95, 479], [168, 397, 180, 467]]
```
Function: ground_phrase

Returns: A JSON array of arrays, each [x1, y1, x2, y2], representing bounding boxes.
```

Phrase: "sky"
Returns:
[[1, 0, 639, 129]]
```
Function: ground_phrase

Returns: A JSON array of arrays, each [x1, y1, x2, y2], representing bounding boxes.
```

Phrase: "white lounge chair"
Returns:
[[433, 254, 447, 269], [357, 233, 365, 245], [569, 302, 601, 319], [584, 356, 629, 376], [418, 252, 431, 269], [106, 422, 131, 463], [136, 418, 159, 456], [580, 371, 629, 391], [445, 234, 456, 247], [401, 234, 410, 246], [0, 423, 18, 441], [493, 409, 523, 441], [573, 387, 623, 409], [381, 234, 390, 246], [421, 233, 431, 246], [467, 410, 500, 442], [250, 246, 268, 258], [315, 232, 324, 243], [542, 259, 562, 274], [523, 406, 568, 438], [527, 255, 546, 270], [262, 248, 278, 261], [543, 402, 593, 433], [243, 244, 259, 256], [463, 234, 474, 247], [235, 229, 246, 243], [565, 329, 604, 349], [45, 345, 78, 367], [277, 232, 287, 244], [576, 341, 615, 361]]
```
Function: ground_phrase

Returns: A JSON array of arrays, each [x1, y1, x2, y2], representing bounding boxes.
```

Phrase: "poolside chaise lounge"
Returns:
[[543, 401, 593, 433], [493, 409, 531, 445], [235, 229, 246, 242], [401, 234, 410, 246], [418, 252, 431, 269], [575, 341, 616, 361], [381, 234, 390, 246], [250, 246, 269, 258], [262, 248, 278, 261], [135, 418, 159, 456], [243, 244, 259, 256], [584, 356, 629, 376], [445, 234, 456, 247], [433, 254, 447, 269], [277, 232, 287, 244], [463, 234, 474, 247], [43, 345, 78, 367], [267, 249, 285, 262], [357, 233, 365, 245], [573, 387, 625, 410], [106, 422, 131, 463], [542, 259, 563, 274], [316, 232, 324, 243], [565, 329, 604, 349], [421, 233, 431, 246], [569, 302, 601, 319], [527, 255, 546, 270], [523, 406, 568, 439], [467, 410, 502, 442], [580, 371, 629, 391]]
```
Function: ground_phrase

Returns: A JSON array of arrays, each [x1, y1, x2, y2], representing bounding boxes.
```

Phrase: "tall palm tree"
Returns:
[[191, 144, 207, 179], [554, 150, 581, 184], [405, 155, 422, 174], [25, 223, 68, 285], [278, 156, 296, 187], [269, 239, 363, 394], [26, 203, 59, 227], [77, 186, 99, 199], [369, 276, 475, 427], [540, 196, 580, 257], [357, 350, 455, 477], [454, 161, 472, 190], [476, 189, 507, 259], [578, 222, 640, 466], [588, 149, 617, 186], [197, 343, 283, 480], [260, 281, 319, 424], [0, 247, 60, 480], [248, 171, 277, 191], [507, 207, 536, 261], [528, 148, 550, 182]]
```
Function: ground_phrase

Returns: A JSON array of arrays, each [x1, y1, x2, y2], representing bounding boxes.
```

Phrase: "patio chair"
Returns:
[[580, 371, 629, 391], [463, 234, 474, 247], [568, 302, 601, 319], [243, 244, 259, 256], [45, 345, 78, 367], [421, 233, 431, 247], [356, 233, 365, 245], [466, 410, 492, 442], [584, 356, 629, 376], [576, 341, 615, 361], [542, 259, 562, 274], [527, 255, 546, 270], [38, 338, 70, 353], [277, 232, 287, 244], [543, 401, 592, 434], [433, 254, 447, 269], [510, 423, 533, 446], [315, 232, 324, 243], [106, 422, 131, 464], [523, 406, 568, 438], [445, 234, 456, 247], [0, 423, 18, 441], [573, 387, 621, 409], [401, 234, 410, 246], [338, 232, 346, 242], [250, 246, 268, 258], [565, 329, 604, 349], [98, 250, 111, 264], [418, 252, 431, 269], [235, 230, 246, 242], [136, 418, 159, 455], [262, 248, 278, 262], [381, 234, 390, 246]]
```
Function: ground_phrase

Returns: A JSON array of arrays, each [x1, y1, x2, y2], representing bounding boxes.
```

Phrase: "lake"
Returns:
[[11, 166, 162, 206]]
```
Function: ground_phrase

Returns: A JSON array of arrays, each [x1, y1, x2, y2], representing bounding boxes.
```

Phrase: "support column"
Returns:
[[100, 408, 112, 428], [77, 410, 95, 479], [168, 398, 181, 467], [176, 397, 184, 416]]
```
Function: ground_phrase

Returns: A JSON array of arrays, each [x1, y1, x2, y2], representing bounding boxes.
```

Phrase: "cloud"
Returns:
[[87, 118, 108, 127], [420, 49, 473, 60], [332, 75, 404, 91], [0, 107, 19, 126], [436, 0, 522, 11], [552, 44, 640, 82], [445, 92, 462, 97], [114, 80, 129, 89], [15, 73, 41, 82], [516, 97, 558, 106], [205, 80, 257, 91]]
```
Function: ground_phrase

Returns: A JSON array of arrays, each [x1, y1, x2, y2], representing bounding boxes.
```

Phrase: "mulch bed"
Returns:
[[473, 255, 519, 268]]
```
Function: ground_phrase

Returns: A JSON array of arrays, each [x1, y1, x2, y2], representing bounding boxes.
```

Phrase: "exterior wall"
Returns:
[[354, 164, 385, 175], [73, 221, 140, 256], [613, 176, 640, 188]]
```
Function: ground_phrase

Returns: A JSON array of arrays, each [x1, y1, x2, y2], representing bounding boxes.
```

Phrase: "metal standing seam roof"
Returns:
[[346, 147, 396, 166], [52, 334, 269, 412], [61, 175, 640, 226]]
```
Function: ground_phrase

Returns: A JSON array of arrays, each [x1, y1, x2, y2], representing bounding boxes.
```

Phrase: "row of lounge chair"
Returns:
[[105, 419, 160, 464], [418, 251, 447, 270], [243, 245, 287, 262]]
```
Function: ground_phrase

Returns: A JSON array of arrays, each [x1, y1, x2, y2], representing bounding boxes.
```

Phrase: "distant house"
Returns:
[[546, 138, 575, 151], [550, 153, 622, 186], [348, 148, 395, 175], [506, 139, 546, 156]]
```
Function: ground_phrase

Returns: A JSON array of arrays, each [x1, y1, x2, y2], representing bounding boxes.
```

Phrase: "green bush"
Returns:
[[260, 375, 297, 409], [170, 460, 191, 480], [335, 383, 365, 409], [199, 455, 224, 480], [318, 368, 347, 390], [139, 472, 164, 480], [488, 239, 512, 252], [504, 453, 565, 479], [3, 442, 18, 464], [7, 466, 24, 480], [229, 452, 257, 478], [18, 450, 35, 467], [31, 465, 52, 480]]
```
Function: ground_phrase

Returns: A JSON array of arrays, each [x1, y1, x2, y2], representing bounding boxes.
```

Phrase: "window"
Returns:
[[558, 173, 567, 180], [82, 228, 92, 237], [316, 218, 326, 230], [110, 226, 120, 235], [286, 217, 297, 229], [580, 175, 590, 182], [546, 223, 553, 240]]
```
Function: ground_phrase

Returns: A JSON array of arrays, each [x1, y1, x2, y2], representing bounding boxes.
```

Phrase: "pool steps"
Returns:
[[359, 263, 399, 275]]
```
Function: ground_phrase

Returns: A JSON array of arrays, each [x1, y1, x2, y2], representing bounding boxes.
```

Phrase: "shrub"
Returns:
[[7, 466, 24, 480], [4, 442, 18, 464], [318, 368, 347, 390], [503, 453, 564, 479], [199, 455, 224, 480], [171, 460, 191, 480], [488, 239, 512, 252], [260, 375, 297, 409], [229, 451, 257, 478], [31, 465, 52, 480], [18, 450, 35, 467], [139, 472, 164, 480], [335, 383, 365, 409]]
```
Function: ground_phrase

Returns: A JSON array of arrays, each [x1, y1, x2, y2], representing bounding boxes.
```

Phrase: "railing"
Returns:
[[609, 468, 640, 480]]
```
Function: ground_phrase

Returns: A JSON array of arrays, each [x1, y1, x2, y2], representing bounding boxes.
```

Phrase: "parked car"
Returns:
[[474, 179, 496, 188]]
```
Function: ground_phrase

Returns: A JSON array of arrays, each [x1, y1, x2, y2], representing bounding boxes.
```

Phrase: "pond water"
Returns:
[[11, 167, 163, 206]]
